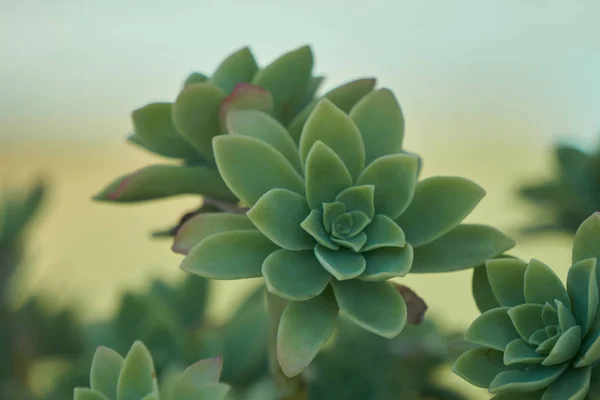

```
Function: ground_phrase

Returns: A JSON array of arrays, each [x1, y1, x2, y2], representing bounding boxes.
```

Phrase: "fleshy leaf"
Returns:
[[530, 328, 549, 346], [335, 185, 375, 219], [347, 211, 371, 236], [226, 110, 302, 173], [486, 258, 527, 307], [252, 45, 313, 118], [542, 303, 559, 326], [314, 245, 366, 280], [181, 230, 279, 279], [556, 300, 577, 332], [173, 358, 230, 399], [116, 341, 158, 400], [322, 202, 346, 233], [524, 259, 570, 307], [183, 72, 208, 86], [278, 290, 338, 377], [572, 213, 600, 264], [219, 84, 273, 130], [172, 213, 255, 255], [92, 165, 236, 203], [507, 304, 545, 342], [491, 391, 545, 400], [210, 47, 258, 93], [213, 135, 305, 206], [299, 100, 365, 181], [304, 141, 353, 209], [464, 307, 520, 351], [331, 233, 367, 252], [410, 224, 516, 273], [293, 76, 325, 115], [489, 363, 569, 393], [360, 245, 413, 281], [452, 348, 508, 388], [263, 249, 330, 301], [349, 88, 404, 164], [331, 279, 407, 338], [575, 331, 600, 367], [537, 334, 560, 355], [129, 102, 199, 160], [541, 365, 592, 400], [288, 78, 377, 142], [503, 339, 545, 365], [567, 258, 598, 336], [542, 325, 582, 366], [361, 214, 406, 251], [357, 154, 418, 219], [247, 189, 314, 251], [91, 346, 124, 398], [472, 265, 501, 313], [394, 176, 485, 247], [301, 210, 338, 250], [74, 389, 110, 400], [172, 82, 227, 162]]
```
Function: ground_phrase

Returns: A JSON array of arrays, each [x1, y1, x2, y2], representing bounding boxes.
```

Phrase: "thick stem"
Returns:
[[266, 292, 308, 400]]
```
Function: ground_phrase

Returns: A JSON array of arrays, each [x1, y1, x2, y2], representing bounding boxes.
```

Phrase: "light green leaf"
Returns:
[[349, 88, 404, 164], [278, 290, 339, 377], [556, 300, 577, 331], [172, 213, 255, 255], [219, 84, 273, 129], [489, 363, 569, 393], [357, 154, 418, 219], [410, 224, 516, 273], [542, 325, 582, 366], [299, 100, 365, 181], [129, 102, 199, 160], [181, 230, 279, 279], [542, 303, 559, 326], [524, 259, 570, 307], [172, 82, 227, 162], [116, 341, 158, 400], [331, 279, 406, 338], [347, 211, 371, 235], [508, 303, 546, 342], [465, 307, 520, 350], [213, 135, 305, 206], [74, 388, 110, 400], [263, 249, 330, 301], [304, 141, 353, 209], [210, 47, 258, 93], [472, 265, 501, 313], [394, 176, 485, 247], [252, 45, 313, 118], [572, 212, 600, 264], [567, 258, 598, 336], [362, 214, 406, 251], [331, 233, 367, 252], [537, 334, 560, 354], [92, 164, 236, 203], [226, 110, 302, 173], [183, 72, 208, 86], [247, 189, 314, 251], [301, 210, 338, 250], [314, 245, 366, 280], [335, 185, 375, 219], [530, 328, 549, 345], [503, 339, 545, 364], [91, 347, 124, 398], [542, 365, 592, 400], [492, 391, 545, 400], [486, 258, 527, 307], [322, 201, 347, 233], [288, 78, 377, 142], [452, 348, 508, 388], [173, 358, 230, 400], [360, 244, 413, 281], [575, 331, 600, 367]]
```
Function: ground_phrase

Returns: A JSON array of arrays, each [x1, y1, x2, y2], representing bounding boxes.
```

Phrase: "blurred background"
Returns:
[[1, 1, 599, 398]]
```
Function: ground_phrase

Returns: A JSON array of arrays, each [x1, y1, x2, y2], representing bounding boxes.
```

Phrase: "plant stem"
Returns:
[[266, 292, 308, 400]]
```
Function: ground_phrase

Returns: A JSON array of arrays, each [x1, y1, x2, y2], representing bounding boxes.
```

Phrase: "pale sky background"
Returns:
[[1, 0, 599, 148]]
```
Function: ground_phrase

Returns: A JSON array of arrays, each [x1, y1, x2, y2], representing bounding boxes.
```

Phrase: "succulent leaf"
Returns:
[[116, 341, 158, 400], [503, 339, 545, 364], [489, 363, 569, 394], [360, 245, 413, 281], [90, 346, 124, 398], [453, 348, 511, 388], [464, 308, 520, 351], [524, 259, 570, 308], [314, 245, 366, 280], [573, 212, 600, 264], [335, 185, 375, 219], [542, 325, 581, 366], [74, 388, 110, 400], [183, 72, 208, 86], [210, 46, 258, 93], [507, 304, 545, 341], [472, 265, 502, 313], [218, 84, 273, 130], [300, 210, 339, 250], [541, 365, 591, 400], [567, 258, 598, 336]]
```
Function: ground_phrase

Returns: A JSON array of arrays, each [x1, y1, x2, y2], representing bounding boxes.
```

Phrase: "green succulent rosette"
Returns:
[[176, 89, 514, 377], [454, 213, 600, 399], [74, 341, 230, 400]]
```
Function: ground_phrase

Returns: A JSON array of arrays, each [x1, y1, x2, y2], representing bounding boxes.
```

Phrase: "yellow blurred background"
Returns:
[[1, 1, 599, 398]]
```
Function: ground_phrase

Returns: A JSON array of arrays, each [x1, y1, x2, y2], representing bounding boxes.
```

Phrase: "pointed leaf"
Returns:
[[530, 328, 549, 345], [542, 365, 592, 400], [335, 185, 375, 219], [172, 82, 227, 161], [91, 346, 124, 398], [299, 99, 365, 181], [116, 341, 158, 400], [213, 135, 305, 206], [74, 389, 110, 400], [542, 325, 582, 366], [542, 303, 559, 326], [304, 141, 353, 209], [360, 244, 413, 281], [300, 210, 338, 250], [361, 214, 405, 251], [537, 334, 560, 354], [173, 213, 255, 255], [219, 84, 273, 130], [508, 303, 545, 342], [323, 201, 346, 233], [489, 363, 569, 393], [263, 249, 330, 301], [278, 290, 338, 377], [465, 307, 520, 350], [586, 365, 600, 399], [331, 279, 407, 338], [247, 188, 314, 251], [183, 72, 208, 86], [349, 88, 404, 164], [524, 259, 570, 307], [314, 245, 365, 280], [288, 78, 377, 142], [331, 233, 367, 252], [395, 176, 485, 247], [210, 46, 258, 93], [472, 265, 501, 313], [129, 102, 199, 160], [192, 383, 231, 400], [567, 258, 598, 336], [347, 211, 371, 235], [503, 339, 545, 364], [486, 258, 527, 307], [226, 109, 302, 173], [452, 348, 508, 388], [573, 212, 600, 264], [556, 300, 577, 331], [575, 330, 600, 367], [173, 358, 228, 399], [93, 164, 236, 203], [252, 45, 313, 118], [411, 224, 516, 273], [293, 76, 324, 114], [181, 230, 279, 279]]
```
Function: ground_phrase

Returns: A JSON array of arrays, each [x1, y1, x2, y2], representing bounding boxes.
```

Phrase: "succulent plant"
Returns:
[[92, 44, 377, 238], [73, 341, 230, 400], [175, 90, 515, 377], [519, 139, 600, 234], [454, 213, 600, 399]]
